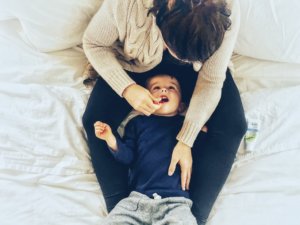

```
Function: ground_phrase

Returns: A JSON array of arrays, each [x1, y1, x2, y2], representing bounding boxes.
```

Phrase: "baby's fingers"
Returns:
[[94, 121, 107, 129], [94, 121, 102, 126], [95, 127, 105, 132]]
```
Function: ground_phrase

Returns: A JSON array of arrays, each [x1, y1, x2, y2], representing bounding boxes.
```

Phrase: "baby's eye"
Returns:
[[168, 86, 175, 90], [153, 86, 160, 90]]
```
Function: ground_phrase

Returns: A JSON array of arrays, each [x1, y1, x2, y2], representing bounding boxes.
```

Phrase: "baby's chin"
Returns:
[[153, 108, 178, 117]]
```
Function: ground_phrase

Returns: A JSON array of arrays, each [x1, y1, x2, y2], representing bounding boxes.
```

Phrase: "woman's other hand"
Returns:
[[123, 84, 161, 116], [168, 141, 192, 191]]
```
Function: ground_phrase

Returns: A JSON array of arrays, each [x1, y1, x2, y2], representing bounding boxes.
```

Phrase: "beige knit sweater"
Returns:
[[83, 0, 240, 147]]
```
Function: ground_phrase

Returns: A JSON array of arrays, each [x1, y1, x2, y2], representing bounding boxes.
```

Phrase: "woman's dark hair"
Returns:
[[149, 0, 232, 62]]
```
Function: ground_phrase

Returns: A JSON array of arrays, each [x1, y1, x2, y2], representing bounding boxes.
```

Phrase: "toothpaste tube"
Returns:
[[244, 119, 260, 152]]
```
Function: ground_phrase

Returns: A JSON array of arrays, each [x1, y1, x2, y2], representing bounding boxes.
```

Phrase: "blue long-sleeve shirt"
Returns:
[[109, 114, 189, 199]]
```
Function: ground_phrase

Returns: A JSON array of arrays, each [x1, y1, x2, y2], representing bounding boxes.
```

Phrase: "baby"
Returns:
[[94, 74, 200, 224]]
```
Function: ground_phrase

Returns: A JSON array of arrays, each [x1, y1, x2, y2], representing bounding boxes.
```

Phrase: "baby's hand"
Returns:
[[94, 121, 113, 141]]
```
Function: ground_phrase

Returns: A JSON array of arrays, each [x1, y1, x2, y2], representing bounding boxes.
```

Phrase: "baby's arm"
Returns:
[[94, 121, 136, 165], [94, 121, 117, 151]]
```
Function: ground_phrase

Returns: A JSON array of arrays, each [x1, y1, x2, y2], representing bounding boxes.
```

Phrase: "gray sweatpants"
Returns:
[[101, 191, 197, 225]]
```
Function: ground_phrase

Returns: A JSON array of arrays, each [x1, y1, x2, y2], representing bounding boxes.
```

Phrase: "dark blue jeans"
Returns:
[[82, 52, 247, 224]]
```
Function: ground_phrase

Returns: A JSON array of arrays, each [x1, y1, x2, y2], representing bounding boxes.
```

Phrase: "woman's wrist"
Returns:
[[177, 120, 201, 148], [177, 140, 191, 150], [122, 83, 138, 98]]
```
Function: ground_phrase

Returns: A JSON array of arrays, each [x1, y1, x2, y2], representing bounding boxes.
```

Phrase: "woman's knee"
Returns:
[[219, 114, 247, 146], [214, 70, 247, 138], [208, 108, 247, 139], [231, 112, 247, 139]]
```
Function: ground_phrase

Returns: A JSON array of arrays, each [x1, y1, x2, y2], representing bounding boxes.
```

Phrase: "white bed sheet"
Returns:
[[1, 18, 300, 225], [208, 149, 300, 225]]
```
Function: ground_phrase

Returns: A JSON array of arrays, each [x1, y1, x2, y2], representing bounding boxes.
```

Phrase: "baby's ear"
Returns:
[[178, 102, 187, 115]]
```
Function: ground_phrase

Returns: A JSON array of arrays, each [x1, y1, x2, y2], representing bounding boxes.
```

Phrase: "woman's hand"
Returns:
[[123, 84, 161, 116], [168, 141, 193, 191]]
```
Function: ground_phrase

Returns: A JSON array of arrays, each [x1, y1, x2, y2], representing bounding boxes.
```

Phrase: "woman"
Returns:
[[82, 0, 247, 224]]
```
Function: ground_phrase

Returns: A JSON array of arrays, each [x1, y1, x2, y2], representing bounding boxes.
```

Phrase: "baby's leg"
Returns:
[[101, 195, 147, 225], [154, 198, 197, 225]]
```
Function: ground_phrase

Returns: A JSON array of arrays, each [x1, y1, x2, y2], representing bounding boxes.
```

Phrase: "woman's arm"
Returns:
[[83, 0, 161, 115], [176, 0, 241, 147], [82, 0, 135, 97]]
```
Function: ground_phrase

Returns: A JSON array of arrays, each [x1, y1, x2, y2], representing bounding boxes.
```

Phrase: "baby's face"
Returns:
[[147, 75, 182, 116]]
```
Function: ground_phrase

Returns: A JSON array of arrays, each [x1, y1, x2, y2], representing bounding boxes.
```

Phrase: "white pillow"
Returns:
[[232, 54, 300, 92], [0, 20, 88, 86], [234, 0, 300, 64], [1, 0, 102, 52]]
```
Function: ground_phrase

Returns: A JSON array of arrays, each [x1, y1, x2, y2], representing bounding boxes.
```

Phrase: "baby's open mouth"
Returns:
[[159, 96, 169, 103]]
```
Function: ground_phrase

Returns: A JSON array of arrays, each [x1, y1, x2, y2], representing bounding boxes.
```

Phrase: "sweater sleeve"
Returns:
[[176, 0, 241, 147], [108, 120, 137, 166], [82, 0, 136, 97]]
